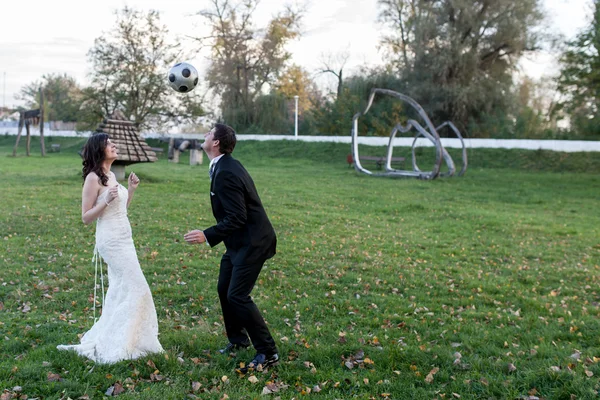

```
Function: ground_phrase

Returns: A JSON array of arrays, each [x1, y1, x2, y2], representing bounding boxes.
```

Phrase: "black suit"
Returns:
[[203, 154, 277, 355]]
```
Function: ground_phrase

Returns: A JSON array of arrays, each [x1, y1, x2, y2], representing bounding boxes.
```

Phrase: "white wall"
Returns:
[[2, 127, 600, 153]]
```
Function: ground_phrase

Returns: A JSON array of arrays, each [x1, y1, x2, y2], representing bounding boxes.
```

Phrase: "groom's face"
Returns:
[[202, 128, 219, 156]]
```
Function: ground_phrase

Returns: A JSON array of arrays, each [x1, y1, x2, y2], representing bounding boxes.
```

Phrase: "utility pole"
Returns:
[[2, 71, 6, 111]]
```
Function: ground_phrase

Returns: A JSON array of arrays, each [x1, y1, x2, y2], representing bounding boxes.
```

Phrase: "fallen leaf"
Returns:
[[47, 372, 61, 382], [262, 384, 278, 395], [191, 381, 202, 392], [507, 363, 517, 373], [113, 382, 125, 395], [425, 367, 439, 383], [261, 381, 289, 394], [147, 359, 156, 369], [585, 370, 594, 377], [248, 375, 259, 384], [150, 372, 164, 381]]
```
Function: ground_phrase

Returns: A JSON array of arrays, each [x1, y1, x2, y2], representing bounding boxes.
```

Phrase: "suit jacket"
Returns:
[[203, 154, 277, 265]]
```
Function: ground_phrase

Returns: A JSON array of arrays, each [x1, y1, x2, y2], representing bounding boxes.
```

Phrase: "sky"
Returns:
[[0, 0, 592, 110]]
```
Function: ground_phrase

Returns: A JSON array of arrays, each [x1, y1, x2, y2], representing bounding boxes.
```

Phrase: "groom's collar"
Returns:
[[209, 154, 225, 171]]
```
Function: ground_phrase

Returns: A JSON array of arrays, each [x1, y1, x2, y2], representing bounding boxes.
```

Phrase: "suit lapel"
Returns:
[[210, 154, 230, 192]]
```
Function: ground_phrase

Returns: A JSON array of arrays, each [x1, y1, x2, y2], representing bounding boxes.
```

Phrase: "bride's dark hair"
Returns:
[[82, 133, 110, 186]]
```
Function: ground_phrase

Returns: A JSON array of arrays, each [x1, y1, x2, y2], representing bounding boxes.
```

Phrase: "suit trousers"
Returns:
[[217, 253, 277, 356]]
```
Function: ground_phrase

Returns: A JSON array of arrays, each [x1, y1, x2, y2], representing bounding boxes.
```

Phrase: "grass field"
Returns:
[[1, 135, 599, 399]]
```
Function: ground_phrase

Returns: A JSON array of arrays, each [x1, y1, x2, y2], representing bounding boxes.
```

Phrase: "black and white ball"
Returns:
[[167, 62, 199, 93]]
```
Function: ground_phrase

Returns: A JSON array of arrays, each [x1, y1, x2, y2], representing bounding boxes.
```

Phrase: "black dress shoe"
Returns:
[[219, 342, 250, 354], [236, 353, 279, 374]]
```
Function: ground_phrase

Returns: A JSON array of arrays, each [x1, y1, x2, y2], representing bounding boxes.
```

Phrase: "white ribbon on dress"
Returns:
[[91, 245, 106, 323]]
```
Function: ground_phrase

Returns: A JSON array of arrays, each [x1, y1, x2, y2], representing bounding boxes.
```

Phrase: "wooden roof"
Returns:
[[96, 111, 157, 165]]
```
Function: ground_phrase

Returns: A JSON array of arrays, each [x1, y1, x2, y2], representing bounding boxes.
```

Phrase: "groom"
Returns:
[[184, 123, 278, 373]]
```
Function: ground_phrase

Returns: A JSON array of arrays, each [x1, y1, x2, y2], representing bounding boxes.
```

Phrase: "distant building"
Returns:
[[0, 106, 17, 120]]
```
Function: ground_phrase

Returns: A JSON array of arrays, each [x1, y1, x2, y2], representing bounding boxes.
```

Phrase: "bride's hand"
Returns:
[[128, 172, 140, 191], [106, 185, 119, 204]]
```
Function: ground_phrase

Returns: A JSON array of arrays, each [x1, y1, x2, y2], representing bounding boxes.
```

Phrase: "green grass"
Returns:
[[1, 135, 599, 399]]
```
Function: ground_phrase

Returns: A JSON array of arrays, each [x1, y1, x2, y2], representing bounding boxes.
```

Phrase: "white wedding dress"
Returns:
[[57, 184, 163, 364]]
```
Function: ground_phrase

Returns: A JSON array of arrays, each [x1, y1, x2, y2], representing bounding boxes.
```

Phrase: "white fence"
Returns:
[[2, 126, 600, 153]]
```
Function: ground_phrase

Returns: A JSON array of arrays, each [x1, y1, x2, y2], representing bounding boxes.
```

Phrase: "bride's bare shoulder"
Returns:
[[84, 172, 102, 188]]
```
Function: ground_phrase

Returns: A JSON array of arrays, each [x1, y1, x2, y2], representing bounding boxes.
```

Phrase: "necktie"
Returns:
[[209, 164, 215, 180]]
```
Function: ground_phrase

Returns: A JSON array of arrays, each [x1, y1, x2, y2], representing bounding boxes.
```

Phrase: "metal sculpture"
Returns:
[[351, 88, 467, 179]]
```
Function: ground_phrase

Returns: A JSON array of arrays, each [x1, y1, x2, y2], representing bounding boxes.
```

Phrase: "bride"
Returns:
[[57, 133, 163, 364]]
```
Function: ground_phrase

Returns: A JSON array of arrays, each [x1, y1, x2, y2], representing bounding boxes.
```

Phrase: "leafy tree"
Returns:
[[83, 7, 204, 130], [17, 73, 82, 122], [196, 0, 302, 130], [275, 65, 321, 113], [310, 68, 406, 136], [378, 0, 544, 130], [269, 65, 322, 135], [556, 0, 600, 137]]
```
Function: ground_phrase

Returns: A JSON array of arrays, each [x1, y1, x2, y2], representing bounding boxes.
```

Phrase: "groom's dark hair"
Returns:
[[213, 123, 237, 154]]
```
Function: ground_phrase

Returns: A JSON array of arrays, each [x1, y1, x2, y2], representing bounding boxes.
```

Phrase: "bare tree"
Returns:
[[317, 50, 350, 99]]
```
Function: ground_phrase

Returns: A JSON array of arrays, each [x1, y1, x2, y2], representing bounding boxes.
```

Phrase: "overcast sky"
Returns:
[[0, 0, 592, 109]]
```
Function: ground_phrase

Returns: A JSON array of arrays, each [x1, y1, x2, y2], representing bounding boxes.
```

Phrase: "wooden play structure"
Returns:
[[12, 88, 46, 157], [94, 111, 158, 180]]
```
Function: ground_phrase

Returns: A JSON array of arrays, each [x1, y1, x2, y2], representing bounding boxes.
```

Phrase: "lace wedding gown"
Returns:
[[57, 184, 163, 364]]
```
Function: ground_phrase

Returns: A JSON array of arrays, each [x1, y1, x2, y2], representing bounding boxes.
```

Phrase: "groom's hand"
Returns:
[[184, 229, 206, 244]]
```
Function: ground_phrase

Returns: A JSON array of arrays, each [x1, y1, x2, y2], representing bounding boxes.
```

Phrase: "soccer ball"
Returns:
[[167, 62, 199, 93]]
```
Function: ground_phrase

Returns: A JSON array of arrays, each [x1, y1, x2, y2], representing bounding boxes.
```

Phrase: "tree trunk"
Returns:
[[337, 69, 343, 99], [12, 114, 24, 157], [39, 88, 46, 156], [26, 123, 31, 156]]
